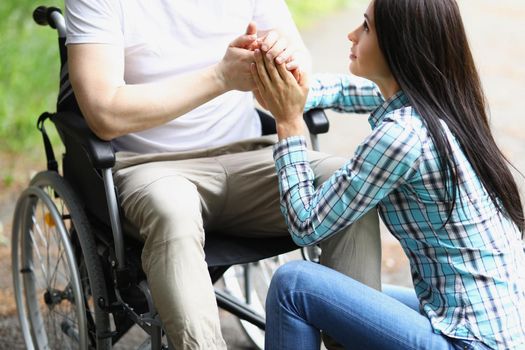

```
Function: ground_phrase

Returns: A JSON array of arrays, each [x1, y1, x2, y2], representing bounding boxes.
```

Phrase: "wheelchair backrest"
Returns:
[[52, 33, 115, 228]]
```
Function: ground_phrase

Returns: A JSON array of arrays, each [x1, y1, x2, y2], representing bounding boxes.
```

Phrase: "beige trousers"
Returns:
[[113, 136, 381, 349]]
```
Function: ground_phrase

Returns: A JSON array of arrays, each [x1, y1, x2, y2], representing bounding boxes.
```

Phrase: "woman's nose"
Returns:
[[347, 30, 357, 43]]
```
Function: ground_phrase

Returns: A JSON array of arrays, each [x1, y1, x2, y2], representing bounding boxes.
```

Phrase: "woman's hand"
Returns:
[[251, 49, 309, 139]]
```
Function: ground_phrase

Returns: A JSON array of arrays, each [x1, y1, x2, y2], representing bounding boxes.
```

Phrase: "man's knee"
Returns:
[[320, 210, 380, 250], [320, 210, 382, 290], [126, 176, 205, 246], [309, 153, 347, 184]]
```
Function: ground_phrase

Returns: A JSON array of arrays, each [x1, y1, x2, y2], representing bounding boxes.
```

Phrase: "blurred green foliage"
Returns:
[[0, 0, 349, 153], [0, 0, 63, 152], [287, 0, 350, 28]]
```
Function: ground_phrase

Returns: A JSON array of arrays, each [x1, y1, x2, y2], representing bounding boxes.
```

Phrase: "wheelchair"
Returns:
[[11, 6, 328, 350]]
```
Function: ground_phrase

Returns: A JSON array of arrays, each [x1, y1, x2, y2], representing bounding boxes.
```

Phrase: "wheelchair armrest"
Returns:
[[303, 108, 329, 134], [260, 108, 329, 136], [51, 111, 115, 169], [50, 109, 327, 169]]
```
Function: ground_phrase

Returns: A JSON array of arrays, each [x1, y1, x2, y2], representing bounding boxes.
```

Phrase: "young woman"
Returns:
[[250, 0, 525, 349]]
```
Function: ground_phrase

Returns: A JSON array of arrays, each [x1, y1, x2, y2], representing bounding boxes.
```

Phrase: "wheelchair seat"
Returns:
[[50, 109, 299, 269]]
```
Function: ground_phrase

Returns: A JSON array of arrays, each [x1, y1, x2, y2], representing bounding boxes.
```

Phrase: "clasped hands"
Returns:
[[216, 22, 309, 138]]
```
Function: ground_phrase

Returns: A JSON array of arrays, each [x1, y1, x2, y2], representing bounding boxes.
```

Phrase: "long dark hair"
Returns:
[[373, 0, 524, 233]]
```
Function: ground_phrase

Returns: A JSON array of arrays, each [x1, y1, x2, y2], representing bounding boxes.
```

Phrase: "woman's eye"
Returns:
[[363, 20, 369, 31]]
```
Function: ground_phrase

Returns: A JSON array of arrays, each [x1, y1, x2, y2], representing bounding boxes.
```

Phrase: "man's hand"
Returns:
[[215, 22, 310, 99], [257, 29, 309, 82], [215, 25, 258, 92]]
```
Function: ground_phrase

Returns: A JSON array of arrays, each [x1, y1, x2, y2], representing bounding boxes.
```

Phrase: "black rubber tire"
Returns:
[[30, 171, 112, 350]]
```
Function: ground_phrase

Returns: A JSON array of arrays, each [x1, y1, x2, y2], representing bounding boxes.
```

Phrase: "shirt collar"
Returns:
[[368, 90, 410, 129]]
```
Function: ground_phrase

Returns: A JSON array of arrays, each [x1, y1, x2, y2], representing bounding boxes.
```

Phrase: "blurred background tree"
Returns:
[[0, 0, 63, 152]]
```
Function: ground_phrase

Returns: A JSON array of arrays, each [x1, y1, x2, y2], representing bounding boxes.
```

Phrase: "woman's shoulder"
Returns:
[[383, 105, 426, 133], [375, 106, 430, 156]]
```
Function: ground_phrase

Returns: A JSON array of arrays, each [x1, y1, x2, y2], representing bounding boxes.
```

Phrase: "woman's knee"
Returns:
[[268, 261, 318, 302]]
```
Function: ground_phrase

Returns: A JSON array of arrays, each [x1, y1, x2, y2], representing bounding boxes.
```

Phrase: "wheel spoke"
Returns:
[[44, 294, 80, 347], [27, 228, 50, 288], [27, 197, 78, 348], [38, 199, 53, 284], [31, 211, 50, 253], [50, 307, 78, 327], [14, 174, 109, 350], [49, 241, 69, 289]]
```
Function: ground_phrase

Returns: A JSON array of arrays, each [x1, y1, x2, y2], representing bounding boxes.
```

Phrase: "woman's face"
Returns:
[[347, 1, 392, 83]]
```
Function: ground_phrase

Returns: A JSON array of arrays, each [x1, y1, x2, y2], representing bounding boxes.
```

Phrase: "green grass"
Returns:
[[0, 0, 350, 154]]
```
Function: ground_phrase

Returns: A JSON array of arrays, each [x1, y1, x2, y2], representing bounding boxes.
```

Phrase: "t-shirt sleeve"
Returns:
[[65, 0, 123, 46], [252, 0, 296, 32]]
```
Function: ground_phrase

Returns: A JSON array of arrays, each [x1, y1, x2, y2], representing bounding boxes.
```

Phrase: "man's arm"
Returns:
[[68, 32, 258, 141]]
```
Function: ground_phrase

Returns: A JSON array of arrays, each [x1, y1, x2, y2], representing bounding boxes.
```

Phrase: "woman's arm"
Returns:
[[251, 53, 422, 245], [273, 118, 421, 246], [305, 73, 384, 113]]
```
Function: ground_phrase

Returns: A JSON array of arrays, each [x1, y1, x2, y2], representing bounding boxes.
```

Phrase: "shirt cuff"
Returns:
[[273, 136, 308, 172], [304, 76, 321, 111]]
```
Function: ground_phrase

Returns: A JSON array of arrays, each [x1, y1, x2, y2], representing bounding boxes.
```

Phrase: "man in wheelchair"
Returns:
[[60, 0, 382, 348]]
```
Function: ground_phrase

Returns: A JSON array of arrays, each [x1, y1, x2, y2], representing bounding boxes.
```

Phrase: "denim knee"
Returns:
[[268, 261, 315, 304], [267, 261, 300, 318]]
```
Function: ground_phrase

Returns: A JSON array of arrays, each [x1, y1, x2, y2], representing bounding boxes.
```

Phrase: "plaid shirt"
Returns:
[[273, 74, 525, 349]]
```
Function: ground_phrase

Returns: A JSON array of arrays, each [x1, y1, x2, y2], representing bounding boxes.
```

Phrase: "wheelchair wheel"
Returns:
[[301, 244, 322, 263], [12, 171, 111, 350], [222, 254, 290, 350]]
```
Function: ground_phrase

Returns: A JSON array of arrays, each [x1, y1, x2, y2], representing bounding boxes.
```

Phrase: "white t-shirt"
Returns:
[[65, 0, 297, 153]]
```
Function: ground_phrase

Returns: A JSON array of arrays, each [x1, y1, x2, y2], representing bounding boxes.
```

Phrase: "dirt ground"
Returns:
[[0, 0, 524, 348]]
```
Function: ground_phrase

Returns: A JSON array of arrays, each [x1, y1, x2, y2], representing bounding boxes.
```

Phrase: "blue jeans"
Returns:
[[265, 261, 491, 350]]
